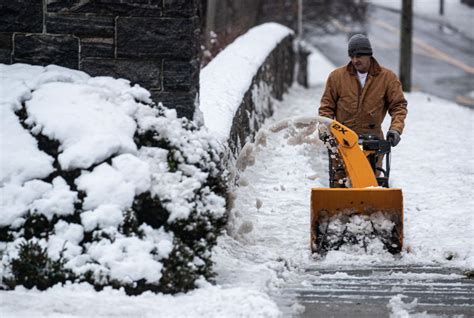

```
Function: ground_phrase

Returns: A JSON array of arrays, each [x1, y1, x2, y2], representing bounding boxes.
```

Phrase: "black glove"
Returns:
[[386, 130, 401, 147]]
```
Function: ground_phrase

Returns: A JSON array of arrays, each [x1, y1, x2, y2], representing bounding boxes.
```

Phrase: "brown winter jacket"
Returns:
[[319, 57, 407, 139]]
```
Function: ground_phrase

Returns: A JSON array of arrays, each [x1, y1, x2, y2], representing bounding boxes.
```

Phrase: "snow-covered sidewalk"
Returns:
[[213, 47, 474, 314], [1, 48, 473, 317]]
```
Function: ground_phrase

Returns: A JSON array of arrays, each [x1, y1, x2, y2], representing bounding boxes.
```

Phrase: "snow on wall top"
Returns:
[[199, 22, 294, 142]]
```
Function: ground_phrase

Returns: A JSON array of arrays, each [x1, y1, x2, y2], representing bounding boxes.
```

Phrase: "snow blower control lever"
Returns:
[[358, 135, 392, 188]]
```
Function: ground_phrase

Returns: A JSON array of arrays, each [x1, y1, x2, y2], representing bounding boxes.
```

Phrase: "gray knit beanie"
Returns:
[[348, 34, 373, 56]]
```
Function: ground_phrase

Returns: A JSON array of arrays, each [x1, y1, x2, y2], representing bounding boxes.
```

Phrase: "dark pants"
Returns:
[[328, 149, 347, 188]]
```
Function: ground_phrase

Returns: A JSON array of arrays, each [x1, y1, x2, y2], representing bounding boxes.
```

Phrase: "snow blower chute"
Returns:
[[311, 119, 403, 254]]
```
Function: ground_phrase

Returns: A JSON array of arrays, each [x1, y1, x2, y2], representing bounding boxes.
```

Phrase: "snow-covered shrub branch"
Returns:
[[0, 64, 228, 294]]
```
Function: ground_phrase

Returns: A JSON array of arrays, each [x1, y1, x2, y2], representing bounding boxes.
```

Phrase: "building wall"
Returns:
[[0, 0, 201, 119]]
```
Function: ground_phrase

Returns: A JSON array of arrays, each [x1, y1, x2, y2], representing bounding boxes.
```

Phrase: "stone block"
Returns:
[[163, 59, 199, 91], [116, 17, 198, 59], [46, 14, 114, 37], [162, 0, 198, 17], [80, 37, 114, 58], [13, 33, 79, 69], [47, 0, 162, 17], [150, 90, 196, 119], [0, 0, 42, 33], [0, 51, 11, 64], [0, 32, 13, 63], [81, 58, 161, 90]]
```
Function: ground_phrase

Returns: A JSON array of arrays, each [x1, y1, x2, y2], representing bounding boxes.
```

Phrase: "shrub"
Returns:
[[0, 64, 228, 294]]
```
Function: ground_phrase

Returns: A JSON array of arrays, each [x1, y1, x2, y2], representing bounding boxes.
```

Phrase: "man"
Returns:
[[318, 34, 407, 187]]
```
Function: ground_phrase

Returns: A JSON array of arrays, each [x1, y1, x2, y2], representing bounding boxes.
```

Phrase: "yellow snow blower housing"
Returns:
[[311, 120, 403, 254]]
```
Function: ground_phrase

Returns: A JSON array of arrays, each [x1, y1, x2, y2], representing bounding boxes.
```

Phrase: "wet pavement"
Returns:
[[287, 265, 474, 317]]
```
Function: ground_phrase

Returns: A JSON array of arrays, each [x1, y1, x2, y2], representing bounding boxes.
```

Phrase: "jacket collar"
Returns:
[[346, 57, 382, 76]]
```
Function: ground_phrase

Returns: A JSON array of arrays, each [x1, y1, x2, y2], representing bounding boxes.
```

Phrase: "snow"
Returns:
[[1, 26, 473, 318], [26, 81, 139, 171], [387, 294, 429, 318], [80, 205, 124, 232], [0, 179, 76, 227], [200, 22, 294, 142], [0, 283, 280, 318], [112, 154, 151, 195], [0, 100, 55, 186], [392, 92, 474, 267], [316, 211, 397, 255], [308, 48, 335, 87], [28, 177, 78, 220], [48, 221, 84, 261], [76, 163, 137, 211], [86, 235, 164, 283]]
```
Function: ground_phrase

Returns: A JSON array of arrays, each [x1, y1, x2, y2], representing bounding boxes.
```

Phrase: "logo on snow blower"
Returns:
[[331, 123, 347, 135]]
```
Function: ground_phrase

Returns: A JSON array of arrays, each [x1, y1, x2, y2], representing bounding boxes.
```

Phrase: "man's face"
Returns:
[[350, 55, 371, 73]]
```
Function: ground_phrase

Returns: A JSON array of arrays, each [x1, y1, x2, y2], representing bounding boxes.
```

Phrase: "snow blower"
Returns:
[[311, 119, 403, 254]]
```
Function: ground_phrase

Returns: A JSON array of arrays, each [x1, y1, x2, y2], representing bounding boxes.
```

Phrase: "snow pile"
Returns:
[[0, 282, 280, 318], [0, 63, 228, 294], [200, 22, 294, 142], [387, 294, 429, 318], [316, 210, 400, 255]]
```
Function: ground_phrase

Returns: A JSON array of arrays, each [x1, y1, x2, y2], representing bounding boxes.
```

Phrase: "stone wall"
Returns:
[[0, 0, 201, 119], [228, 34, 296, 156]]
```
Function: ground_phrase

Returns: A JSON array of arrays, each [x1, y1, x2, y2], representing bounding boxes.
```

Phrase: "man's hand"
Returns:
[[386, 130, 401, 147]]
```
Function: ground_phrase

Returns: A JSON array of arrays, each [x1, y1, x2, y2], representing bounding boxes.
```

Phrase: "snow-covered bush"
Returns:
[[0, 64, 228, 294]]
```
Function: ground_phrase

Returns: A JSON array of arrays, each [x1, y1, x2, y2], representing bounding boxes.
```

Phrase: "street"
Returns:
[[303, 3, 474, 107]]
